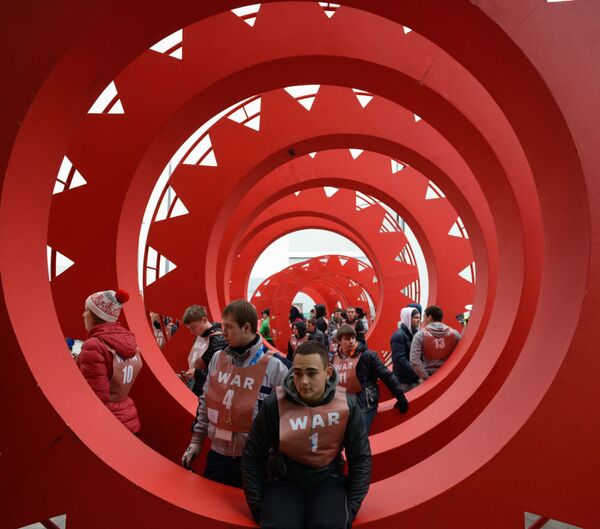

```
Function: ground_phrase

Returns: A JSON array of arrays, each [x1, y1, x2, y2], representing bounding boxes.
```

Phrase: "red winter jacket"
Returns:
[[78, 322, 142, 433]]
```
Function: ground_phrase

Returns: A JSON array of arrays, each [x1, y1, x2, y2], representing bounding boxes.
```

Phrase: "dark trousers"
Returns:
[[260, 476, 351, 529], [361, 408, 377, 433], [203, 449, 242, 488]]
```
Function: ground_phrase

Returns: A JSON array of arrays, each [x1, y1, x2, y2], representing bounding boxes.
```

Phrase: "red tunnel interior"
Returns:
[[1, 1, 599, 528]]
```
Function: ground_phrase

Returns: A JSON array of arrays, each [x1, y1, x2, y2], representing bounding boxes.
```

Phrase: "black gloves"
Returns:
[[394, 394, 409, 413]]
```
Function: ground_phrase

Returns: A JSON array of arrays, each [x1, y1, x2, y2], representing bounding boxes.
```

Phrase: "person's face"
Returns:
[[293, 326, 300, 338], [423, 314, 433, 326], [185, 317, 209, 336], [307, 322, 315, 333], [293, 353, 332, 405], [83, 307, 96, 332], [222, 313, 253, 347], [339, 335, 356, 355], [346, 308, 356, 321], [411, 313, 422, 328]]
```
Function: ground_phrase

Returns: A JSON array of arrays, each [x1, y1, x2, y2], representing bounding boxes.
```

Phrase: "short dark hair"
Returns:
[[336, 324, 356, 340], [307, 318, 317, 327], [222, 299, 258, 333], [425, 305, 443, 322], [182, 305, 207, 324], [261, 308, 270, 317], [294, 340, 329, 369]]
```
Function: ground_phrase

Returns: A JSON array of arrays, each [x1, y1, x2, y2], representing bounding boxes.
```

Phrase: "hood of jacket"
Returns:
[[400, 306, 418, 335], [424, 321, 452, 337], [87, 322, 138, 358], [281, 364, 339, 406], [314, 304, 327, 319], [292, 321, 307, 339]]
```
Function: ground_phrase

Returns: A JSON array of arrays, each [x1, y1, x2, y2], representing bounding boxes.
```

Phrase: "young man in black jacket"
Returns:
[[333, 325, 408, 432], [182, 304, 227, 396], [241, 341, 371, 529]]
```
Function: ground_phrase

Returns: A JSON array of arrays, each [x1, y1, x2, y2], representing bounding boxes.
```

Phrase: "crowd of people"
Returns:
[[72, 288, 462, 528]]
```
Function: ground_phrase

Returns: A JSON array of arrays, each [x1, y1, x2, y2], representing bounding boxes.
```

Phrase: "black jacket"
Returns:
[[390, 324, 420, 385], [191, 322, 227, 396], [347, 342, 408, 412], [347, 318, 367, 345], [241, 369, 371, 524]]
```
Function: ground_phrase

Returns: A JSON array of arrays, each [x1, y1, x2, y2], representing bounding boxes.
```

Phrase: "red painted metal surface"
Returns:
[[1, 2, 598, 529]]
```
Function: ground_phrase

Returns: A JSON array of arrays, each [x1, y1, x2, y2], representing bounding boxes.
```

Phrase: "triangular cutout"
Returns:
[[357, 263, 367, 272], [318, 2, 340, 17], [458, 263, 476, 283], [524, 511, 581, 529], [425, 185, 440, 200], [323, 186, 338, 197], [448, 217, 469, 238], [403, 26, 412, 34], [284, 85, 320, 111], [298, 97, 316, 111], [413, 113, 422, 122], [69, 170, 87, 189], [108, 99, 125, 114], [89, 81, 125, 114], [159, 255, 177, 279], [231, 4, 261, 26], [391, 159, 404, 173], [356, 94, 373, 107], [244, 115, 260, 131], [355, 193, 371, 211], [319, 257, 329, 264], [372, 276, 378, 283], [349, 149, 364, 159], [308, 152, 317, 158], [47, 246, 75, 280], [254, 290, 262, 297], [199, 150, 218, 167], [170, 197, 189, 218], [149, 29, 183, 60], [339, 258, 348, 266]]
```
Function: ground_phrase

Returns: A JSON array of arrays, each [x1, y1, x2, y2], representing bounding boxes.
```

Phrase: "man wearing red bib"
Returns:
[[410, 305, 461, 381], [333, 325, 408, 432], [242, 341, 371, 529], [181, 300, 288, 487]]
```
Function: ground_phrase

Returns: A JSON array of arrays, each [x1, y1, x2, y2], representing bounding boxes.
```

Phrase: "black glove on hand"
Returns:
[[395, 394, 409, 414]]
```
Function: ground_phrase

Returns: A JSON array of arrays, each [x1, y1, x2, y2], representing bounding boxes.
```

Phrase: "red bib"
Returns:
[[333, 352, 363, 394], [102, 341, 143, 402], [277, 386, 348, 468], [188, 331, 223, 369], [205, 350, 270, 433], [289, 335, 308, 354], [423, 329, 457, 361]]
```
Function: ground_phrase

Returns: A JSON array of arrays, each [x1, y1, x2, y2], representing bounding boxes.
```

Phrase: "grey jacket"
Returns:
[[410, 322, 461, 379], [190, 337, 289, 456]]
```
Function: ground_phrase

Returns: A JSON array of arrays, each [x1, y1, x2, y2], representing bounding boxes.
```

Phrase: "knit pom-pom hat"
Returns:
[[86, 288, 130, 323]]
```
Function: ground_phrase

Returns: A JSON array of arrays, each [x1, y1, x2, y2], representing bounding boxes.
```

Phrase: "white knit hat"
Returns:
[[86, 289, 130, 323]]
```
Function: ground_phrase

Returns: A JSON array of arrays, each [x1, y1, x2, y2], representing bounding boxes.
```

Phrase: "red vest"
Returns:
[[423, 329, 457, 361], [289, 335, 308, 354], [188, 330, 223, 369], [205, 350, 270, 433], [277, 386, 348, 468], [103, 342, 143, 402], [333, 351, 363, 394]]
